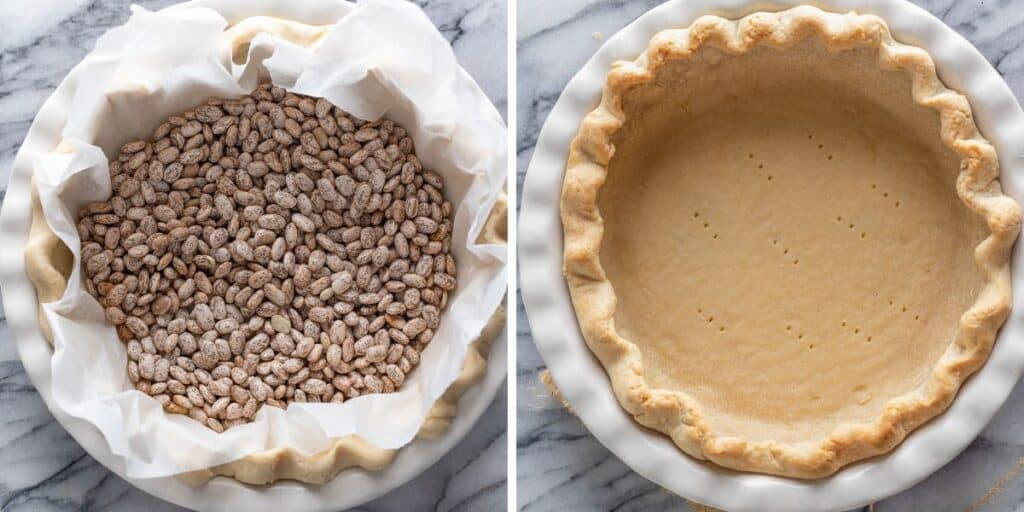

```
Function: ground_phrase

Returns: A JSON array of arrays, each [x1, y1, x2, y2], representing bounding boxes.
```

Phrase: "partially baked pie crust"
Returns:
[[562, 6, 1021, 478]]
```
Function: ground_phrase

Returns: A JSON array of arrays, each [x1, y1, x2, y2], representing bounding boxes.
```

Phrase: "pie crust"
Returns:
[[562, 6, 1020, 478], [25, 181, 506, 485]]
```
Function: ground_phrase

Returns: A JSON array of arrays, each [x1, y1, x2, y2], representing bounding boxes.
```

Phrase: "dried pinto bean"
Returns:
[[76, 83, 457, 431]]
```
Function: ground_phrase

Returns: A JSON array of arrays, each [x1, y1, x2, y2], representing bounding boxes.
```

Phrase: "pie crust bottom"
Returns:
[[601, 39, 985, 445]]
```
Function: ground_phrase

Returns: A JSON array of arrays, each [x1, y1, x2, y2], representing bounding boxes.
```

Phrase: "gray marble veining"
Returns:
[[516, 0, 1024, 510], [0, 1, 507, 511]]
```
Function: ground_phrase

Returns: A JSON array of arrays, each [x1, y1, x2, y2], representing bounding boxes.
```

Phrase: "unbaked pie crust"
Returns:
[[22, 15, 508, 486], [562, 6, 1020, 478]]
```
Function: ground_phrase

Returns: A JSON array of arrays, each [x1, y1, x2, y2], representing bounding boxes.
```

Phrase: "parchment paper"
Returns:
[[31, 0, 506, 478]]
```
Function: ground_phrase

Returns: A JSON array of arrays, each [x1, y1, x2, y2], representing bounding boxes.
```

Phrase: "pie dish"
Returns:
[[561, 6, 1021, 479], [18, 8, 508, 487]]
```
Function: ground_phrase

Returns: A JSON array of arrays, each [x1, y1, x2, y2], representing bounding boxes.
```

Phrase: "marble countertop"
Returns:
[[516, 0, 1024, 511], [0, 1, 506, 511]]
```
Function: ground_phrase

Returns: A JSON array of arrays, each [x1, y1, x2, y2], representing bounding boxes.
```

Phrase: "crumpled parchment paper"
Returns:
[[32, 0, 506, 478]]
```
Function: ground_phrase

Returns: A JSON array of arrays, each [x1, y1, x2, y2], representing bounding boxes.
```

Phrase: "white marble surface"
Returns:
[[0, 1, 506, 511], [516, 0, 1024, 510]]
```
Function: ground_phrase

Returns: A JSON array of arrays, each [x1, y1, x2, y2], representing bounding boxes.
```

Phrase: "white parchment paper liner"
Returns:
[[31, 0, 507, 479]]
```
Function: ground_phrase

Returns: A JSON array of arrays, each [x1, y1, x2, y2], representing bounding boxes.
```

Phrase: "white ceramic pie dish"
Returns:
[[518, 0, 1024, 510], [0, 0, 506, 510]]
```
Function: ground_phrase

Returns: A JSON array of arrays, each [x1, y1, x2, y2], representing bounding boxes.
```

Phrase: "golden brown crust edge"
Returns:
[[25, 184, 507, 486], [561, 6, 1021, 479]]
